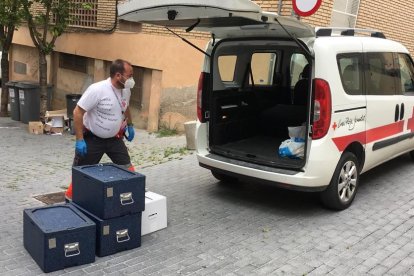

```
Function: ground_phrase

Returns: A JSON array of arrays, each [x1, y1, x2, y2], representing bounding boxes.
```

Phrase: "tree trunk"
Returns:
[[1, 13, 16, 117], [39, 50, 48, 115], [0, 50, 10, 117], [0, 51, 9, 117]]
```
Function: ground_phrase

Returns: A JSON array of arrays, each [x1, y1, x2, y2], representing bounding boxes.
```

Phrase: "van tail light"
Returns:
[[312, 79, 331, 139], [197, 72, 206, 123]]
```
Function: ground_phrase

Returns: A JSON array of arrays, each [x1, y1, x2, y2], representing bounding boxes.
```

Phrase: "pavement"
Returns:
[[2, 116, 414, 275]]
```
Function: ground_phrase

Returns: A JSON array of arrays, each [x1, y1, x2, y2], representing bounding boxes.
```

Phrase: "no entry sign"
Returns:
[[293, 0, 322, 17]]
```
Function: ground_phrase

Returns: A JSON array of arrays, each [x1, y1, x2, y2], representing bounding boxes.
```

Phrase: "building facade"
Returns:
[[9, 0, 414, 131]]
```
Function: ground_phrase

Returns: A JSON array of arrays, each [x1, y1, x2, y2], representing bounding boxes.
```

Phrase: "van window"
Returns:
[[397, 53, 414, 94], [249, 52, 277, 86], [290, 53, 308, 88], [337, 53, 363, 95], [365, 52, 398, 95], [218, 55, 237, 82]]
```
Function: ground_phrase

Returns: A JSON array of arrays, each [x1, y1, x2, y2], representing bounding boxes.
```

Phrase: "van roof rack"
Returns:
[[315, 27, 386, 39]]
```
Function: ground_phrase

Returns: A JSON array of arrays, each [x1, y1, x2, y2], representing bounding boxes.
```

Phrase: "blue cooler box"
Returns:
[[71, 202, 142, 257], [23, 204, 96, 273], [72, 164, 145, 219]]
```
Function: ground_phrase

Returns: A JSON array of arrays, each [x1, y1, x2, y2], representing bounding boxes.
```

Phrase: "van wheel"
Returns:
[[320, 152, 360, 210], [211, 171, 238, 183]]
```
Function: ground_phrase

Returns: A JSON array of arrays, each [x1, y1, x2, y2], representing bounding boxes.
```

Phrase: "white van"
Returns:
[[119, 0, 414, 210]]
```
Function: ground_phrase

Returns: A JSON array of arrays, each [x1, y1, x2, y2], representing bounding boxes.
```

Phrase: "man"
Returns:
[[65, 59, 136, 201]]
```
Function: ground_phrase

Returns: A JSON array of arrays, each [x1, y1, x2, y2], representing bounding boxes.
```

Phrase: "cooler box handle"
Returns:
[[64, 242, 80, 257], [116, 229, 130, 243], [120, 192, 134, 205]]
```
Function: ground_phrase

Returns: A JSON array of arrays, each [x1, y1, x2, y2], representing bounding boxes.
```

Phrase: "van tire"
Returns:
[[320, 152, 360, 210], [211, 171, 238, 183]]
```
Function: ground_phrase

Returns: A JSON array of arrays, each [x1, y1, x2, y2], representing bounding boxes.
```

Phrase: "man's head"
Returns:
[[110, 59, 134, 89]]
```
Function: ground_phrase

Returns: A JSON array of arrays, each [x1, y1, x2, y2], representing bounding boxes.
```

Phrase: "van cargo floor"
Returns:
[[212, 136, 303, 167]]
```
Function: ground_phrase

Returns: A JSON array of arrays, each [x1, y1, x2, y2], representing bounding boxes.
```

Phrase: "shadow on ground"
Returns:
[[206, 152, 414, 215], [209, 178, 322, 214]]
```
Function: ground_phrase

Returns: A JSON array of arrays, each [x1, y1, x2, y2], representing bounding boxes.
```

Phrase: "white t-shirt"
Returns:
[[77, 78, 131, 138]]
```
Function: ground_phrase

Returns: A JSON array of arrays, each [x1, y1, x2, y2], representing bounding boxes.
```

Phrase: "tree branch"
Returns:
[[27, 17, 40, 50], [23, 2, 42, 51], [43, 2, 51, 47]]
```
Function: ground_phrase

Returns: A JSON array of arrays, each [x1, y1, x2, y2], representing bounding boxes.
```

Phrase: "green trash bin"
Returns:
[[6, 81, 20, 121], [16, 81, 40, 124]]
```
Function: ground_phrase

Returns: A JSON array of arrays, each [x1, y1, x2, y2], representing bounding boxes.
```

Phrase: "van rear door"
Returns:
[[118, 0, 264, 29], [118, 0, 314, 39]]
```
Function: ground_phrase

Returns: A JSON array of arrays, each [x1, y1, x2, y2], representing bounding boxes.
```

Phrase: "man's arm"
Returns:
[[73, 105, 86, 140], [124, 106, 133, 125]]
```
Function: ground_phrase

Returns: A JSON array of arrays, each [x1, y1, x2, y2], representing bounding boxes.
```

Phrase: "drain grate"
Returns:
[[34, 191, 66, 205]]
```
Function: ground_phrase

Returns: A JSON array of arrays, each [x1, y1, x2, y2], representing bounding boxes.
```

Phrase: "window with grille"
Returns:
[[330, 0, 360, 28], [59, 53, 88, 73], [68, 0, 98, 28]]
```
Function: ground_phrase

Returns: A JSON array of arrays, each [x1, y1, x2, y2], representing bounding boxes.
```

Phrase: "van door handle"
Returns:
[[400, 103, 405, 120], [221, 104, 238, 109], [395, 104, 400, 122]]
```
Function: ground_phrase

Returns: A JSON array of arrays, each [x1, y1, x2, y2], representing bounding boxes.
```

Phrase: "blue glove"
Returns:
[[126, 125, 135, 142], [75, 139, 87, 157]]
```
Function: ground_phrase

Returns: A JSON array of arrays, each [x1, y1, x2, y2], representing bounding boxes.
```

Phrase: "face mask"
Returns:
[[124, 77, 135, 89]]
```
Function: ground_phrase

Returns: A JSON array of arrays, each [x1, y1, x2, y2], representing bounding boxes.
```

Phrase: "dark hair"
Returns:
[[110, 59, 131, 78]]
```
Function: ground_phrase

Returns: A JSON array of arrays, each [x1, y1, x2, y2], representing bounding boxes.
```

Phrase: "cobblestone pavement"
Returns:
[[2, 116, 414, 275]]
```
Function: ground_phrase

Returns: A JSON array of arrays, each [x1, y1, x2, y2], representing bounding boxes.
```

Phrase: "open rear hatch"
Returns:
[[118, 0, 264, 29], [118, 0, 315, 170], [118, 0, 314, 39]]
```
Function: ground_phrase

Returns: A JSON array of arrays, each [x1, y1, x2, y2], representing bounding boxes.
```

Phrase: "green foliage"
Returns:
[[22, 0, 91, 55], [155, 125, 178, 138], [81, 2, 93, 10], [163, 146, 188, 158], [0, 0, 23, 24], [0, 0, 25, 48]]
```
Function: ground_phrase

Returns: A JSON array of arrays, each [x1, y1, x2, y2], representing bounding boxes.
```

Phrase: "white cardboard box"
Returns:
[[44, 109, 67, 134], [141, 191, 167, 236]]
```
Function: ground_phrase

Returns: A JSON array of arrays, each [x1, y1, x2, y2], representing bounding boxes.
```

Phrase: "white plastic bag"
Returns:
[[279, 124, 306, 159], [278, 138, 304, 159], [288, 125, 306, 140]]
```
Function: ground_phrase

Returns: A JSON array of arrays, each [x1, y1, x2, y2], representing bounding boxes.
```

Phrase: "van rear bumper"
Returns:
[[197, 153, 329, 192]]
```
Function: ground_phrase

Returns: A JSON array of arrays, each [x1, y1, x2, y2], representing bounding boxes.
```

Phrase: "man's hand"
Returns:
[[126, 125, 135, 142], [75, 140, 87, 157]]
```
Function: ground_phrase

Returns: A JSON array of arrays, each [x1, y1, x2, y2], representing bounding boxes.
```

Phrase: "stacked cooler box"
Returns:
[[23, 204, 96, 273], [71, 163, 146, 257], [23, 163, 167, 272]]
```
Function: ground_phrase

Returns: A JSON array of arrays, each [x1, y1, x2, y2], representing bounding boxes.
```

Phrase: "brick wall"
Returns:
[[356, 1, 414, 54], [96, 0, 116, 30]]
